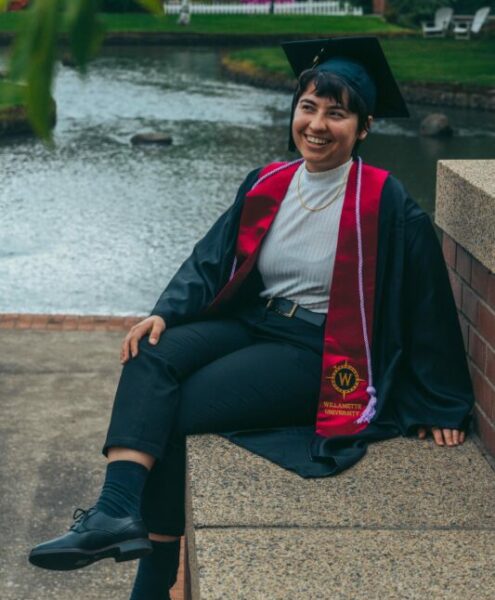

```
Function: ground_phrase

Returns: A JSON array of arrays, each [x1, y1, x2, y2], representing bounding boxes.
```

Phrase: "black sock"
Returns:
[[129, 539, 181, 600], [95, 460, 149, 518]]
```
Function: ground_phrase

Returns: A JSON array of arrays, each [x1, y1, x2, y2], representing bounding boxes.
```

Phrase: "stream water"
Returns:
[[1, 45, 494, 315]]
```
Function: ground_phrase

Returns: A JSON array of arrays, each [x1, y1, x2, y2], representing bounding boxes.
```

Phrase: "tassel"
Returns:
[[356, 385, 377, 424], [229, 257, 237, 281]]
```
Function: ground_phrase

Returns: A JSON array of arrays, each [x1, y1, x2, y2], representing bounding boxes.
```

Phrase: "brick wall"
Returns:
[[0, 313, 144, 331], [442, 233, 495, 457]]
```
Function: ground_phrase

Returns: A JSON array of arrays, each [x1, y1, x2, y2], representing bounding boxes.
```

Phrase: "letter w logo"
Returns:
[[338, 372, 353, 387]]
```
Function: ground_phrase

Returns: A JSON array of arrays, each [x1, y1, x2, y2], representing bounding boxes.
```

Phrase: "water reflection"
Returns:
[[0, 46, 493, 315]]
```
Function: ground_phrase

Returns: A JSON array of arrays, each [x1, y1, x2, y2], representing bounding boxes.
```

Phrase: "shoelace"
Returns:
[[69, 506, 96, 530]]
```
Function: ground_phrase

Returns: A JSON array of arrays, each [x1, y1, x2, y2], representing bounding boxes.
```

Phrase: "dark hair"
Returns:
[[290, 68, 372, 155]]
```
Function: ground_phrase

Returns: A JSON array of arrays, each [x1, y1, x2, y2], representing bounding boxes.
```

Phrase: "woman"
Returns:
[[29, 37, 473, 599]]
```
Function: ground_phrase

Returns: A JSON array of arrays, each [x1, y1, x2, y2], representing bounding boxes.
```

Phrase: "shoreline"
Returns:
[[0, 30, 493, 111], [0, 30, 416, 48], [220, 54, 495, 112]]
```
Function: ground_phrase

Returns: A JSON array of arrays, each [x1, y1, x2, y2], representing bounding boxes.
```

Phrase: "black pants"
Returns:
[[103, 303, 324, 536]]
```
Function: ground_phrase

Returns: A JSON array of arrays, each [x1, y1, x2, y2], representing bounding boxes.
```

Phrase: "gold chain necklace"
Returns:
[[296, 165, 347, 213]]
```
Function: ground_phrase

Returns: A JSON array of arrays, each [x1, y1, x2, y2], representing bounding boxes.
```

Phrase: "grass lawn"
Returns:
[[0, 12, 406, 35], [1, 12, 491, 87], [227, 38, 495, 87]]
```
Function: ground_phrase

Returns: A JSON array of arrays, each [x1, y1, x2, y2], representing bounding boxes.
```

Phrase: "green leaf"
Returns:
[[135, 0, 163, 15], [0, 80, 27, 109], [8, 0, 63, 141], [64, 0, 104, 74]]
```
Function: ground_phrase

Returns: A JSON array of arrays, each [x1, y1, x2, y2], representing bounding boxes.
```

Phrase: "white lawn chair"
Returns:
[[453, 7, 491, 39], [421, 7, 454, 37]]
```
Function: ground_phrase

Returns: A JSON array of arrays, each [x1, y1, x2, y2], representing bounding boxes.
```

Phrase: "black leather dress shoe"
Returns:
[[28, 507, 153, 571]]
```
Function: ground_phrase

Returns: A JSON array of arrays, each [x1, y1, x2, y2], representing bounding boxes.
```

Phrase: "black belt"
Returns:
[[263, 297, 326, 327]]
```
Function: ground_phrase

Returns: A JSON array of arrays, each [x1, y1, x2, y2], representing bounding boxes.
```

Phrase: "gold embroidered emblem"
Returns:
[[326, 361, 363, 399]]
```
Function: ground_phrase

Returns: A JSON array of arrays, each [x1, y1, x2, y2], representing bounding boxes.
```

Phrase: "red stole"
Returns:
[[205, 159, 389, 438]]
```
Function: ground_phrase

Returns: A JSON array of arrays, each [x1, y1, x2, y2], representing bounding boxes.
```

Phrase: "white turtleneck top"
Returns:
[[257, 158, 353, 314]]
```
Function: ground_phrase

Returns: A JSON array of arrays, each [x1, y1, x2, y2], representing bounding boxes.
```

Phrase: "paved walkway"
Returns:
[[0, 319, 184, 600], [2, 316, 495, 599]]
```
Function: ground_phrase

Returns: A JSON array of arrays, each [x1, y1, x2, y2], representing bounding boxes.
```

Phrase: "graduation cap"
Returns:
[[281, 36, 409, 119]]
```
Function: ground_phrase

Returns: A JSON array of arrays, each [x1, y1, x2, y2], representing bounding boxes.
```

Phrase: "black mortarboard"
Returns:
[[282, 36, 409, 119]]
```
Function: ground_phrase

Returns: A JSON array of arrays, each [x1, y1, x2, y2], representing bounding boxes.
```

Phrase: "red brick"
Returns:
[[486, 382, 495, 422], [448, 268, 462, 309], [123, 316, 142, 327], [472, 366, 495, 421], [442, 233, 456, 269], [106, 317, 124, 327], [489, 272, 495, 310], [30, 315, 49, 327], [469, 328, 486, 371], [486, 344, 495, 385], [468, 359, 474, 380], [170, 537, 185, 600], [0, 320, 15, 329], [471, 258, 490, 298], [479, 303, 495, 349], [116, 318, 130, 325], [77, 323, 95, 331], [461, 285, 479, 325], [62, 318, 80, 330], [456, 245, 472, 283], [458, 314, 469, 350], [471, 365, 486, 406], [15, 314, 33, 329], [47, 314, 65, 324], [0, 313, 17, 322], [78, 316, 97, 325], [93, 316, 110, 324], [16, 314, 32, 323], [45, 322, 65, 331], [474, 406, 495, 458]]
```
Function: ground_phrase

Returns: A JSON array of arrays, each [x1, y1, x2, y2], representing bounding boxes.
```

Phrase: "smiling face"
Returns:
[[291, 83, 370, 172]]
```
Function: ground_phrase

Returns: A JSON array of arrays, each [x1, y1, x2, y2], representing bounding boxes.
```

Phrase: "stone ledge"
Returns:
[[435, 160, 495, 273], [185, 434, 495, 599], [190, 528, 495, 600], [186, 435, 495, 529]]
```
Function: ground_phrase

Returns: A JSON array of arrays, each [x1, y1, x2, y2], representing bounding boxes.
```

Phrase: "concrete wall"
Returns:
[[436, 160, 495, 457]]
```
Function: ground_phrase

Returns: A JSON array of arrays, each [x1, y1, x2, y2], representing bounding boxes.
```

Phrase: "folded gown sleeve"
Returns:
[[393, 210, 474, 434]]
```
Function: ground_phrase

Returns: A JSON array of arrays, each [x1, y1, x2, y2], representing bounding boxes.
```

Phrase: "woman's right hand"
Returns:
[[120, 315, 166, 364]]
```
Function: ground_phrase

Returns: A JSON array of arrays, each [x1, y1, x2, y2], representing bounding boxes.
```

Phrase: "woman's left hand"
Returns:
[[417, 426, 465, 446]]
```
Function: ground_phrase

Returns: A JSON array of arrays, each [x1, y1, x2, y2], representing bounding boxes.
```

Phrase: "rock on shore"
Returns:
[[131, 132, 173, 145], [0, 105, 33, 137], [0, 82, 57, 138], [420, 113, 454, 137]]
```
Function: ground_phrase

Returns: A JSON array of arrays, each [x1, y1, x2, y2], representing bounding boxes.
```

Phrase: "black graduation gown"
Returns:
[[150, 164, 474, 477]]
